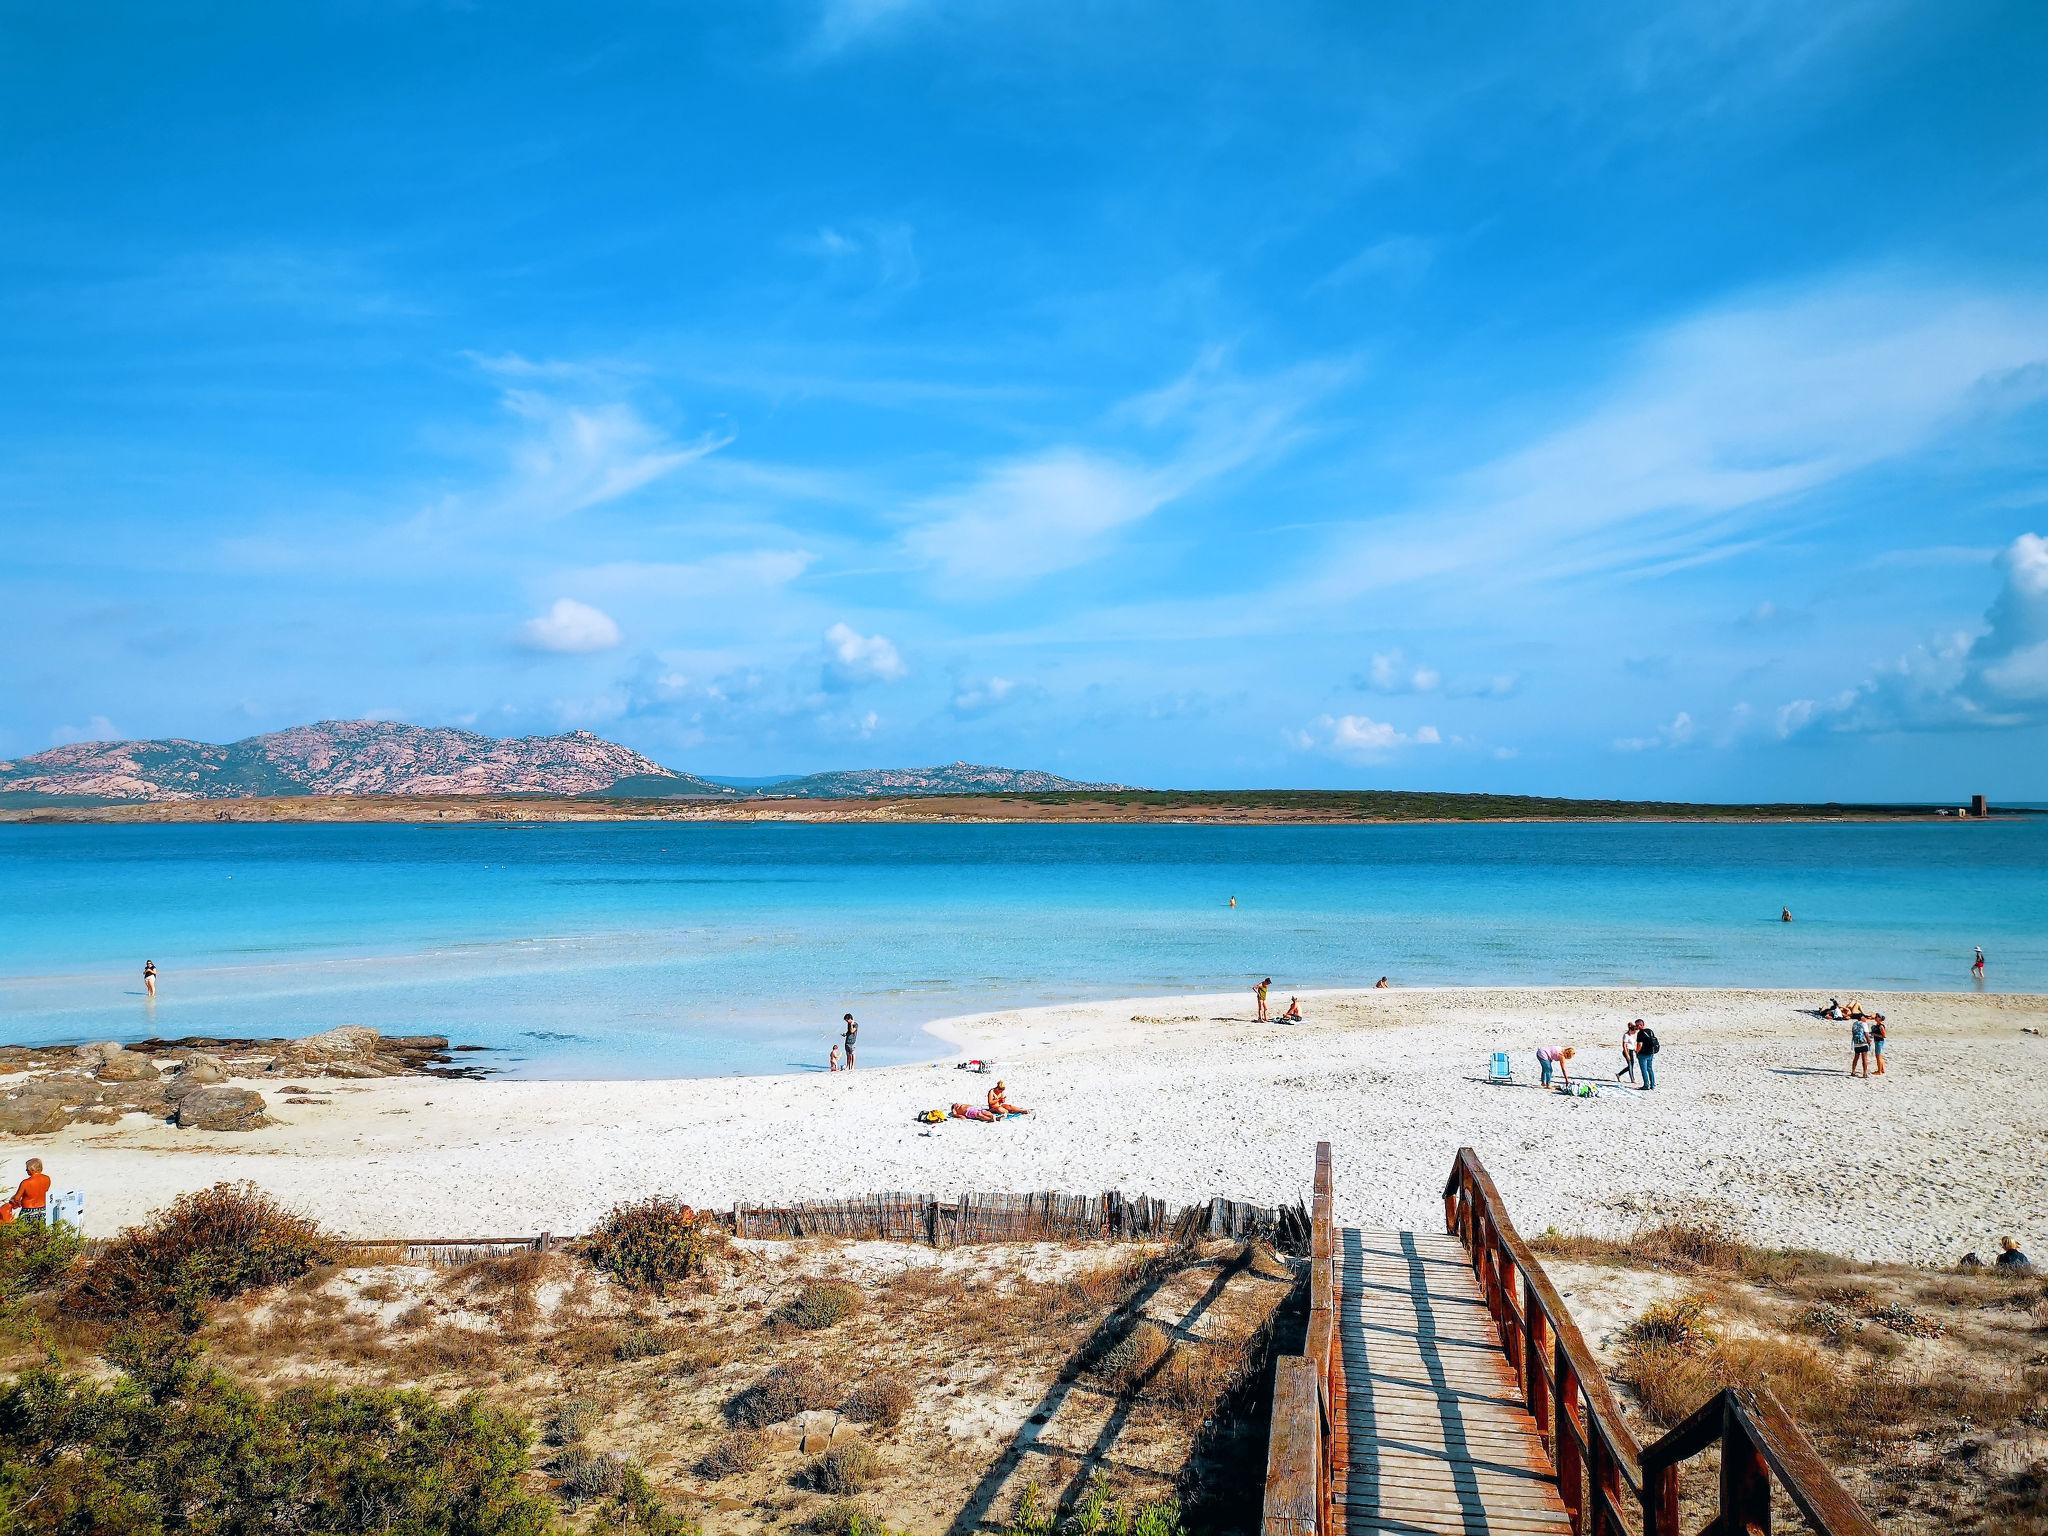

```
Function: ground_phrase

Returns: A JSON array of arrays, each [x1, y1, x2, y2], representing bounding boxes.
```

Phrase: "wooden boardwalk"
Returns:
[[1333, 1228, 1572, 1536]]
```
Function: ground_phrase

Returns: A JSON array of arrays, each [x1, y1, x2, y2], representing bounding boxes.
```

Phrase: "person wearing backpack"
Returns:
[[1633, 1025, 1661, 1090], [1849, 1015, 1871, 1078]]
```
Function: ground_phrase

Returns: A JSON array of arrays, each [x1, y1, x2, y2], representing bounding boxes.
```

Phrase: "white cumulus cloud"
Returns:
[[822, 622, 907, 689], [1613, 711, 1696, 752], [520, 598, 622, 655], [1295, 713, 1444, 763]]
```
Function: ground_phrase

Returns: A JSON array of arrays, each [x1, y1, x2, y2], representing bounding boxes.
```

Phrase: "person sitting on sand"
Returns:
[[1278, 996, 1303, 1023], [1996, 1236, 2033, 1270], [1535, 1045, 1575, 1089], [1821, 998, 1842, 1020], [1374, 976, 1389, 989], [6, 1159, 50, 1226], [987, 1081, 1029, 1116]]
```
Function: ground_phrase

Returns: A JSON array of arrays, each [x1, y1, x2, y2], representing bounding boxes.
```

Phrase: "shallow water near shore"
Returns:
[[2, 819, 2044, 1077]]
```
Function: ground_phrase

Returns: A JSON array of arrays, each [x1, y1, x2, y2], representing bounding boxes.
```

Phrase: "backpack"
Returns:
[[1635, 1028, 1660, 1056]]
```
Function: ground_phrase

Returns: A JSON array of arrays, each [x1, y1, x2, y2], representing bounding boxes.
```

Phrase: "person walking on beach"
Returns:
[[142, 960, 157, 999], [841, 1013, 858, 1069], [1634, 1025, 1660, 1090], [1255, 979, 1271, 1022], [1849, 1015, 1871, 1078], [1617, 1020, 1642, 1082], [1536, 1045, 1575, 1088]]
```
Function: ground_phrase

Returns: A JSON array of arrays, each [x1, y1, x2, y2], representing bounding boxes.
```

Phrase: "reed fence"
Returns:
[[339, 1187, 1310, 1265]]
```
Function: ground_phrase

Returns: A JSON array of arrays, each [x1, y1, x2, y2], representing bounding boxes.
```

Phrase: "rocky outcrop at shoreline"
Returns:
[[0, 1027, 489, 1136]]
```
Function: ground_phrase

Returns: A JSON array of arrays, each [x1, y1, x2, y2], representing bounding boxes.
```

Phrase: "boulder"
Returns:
[[0, 1090, 66, 1136], [170, 1056, 227, 1086], [173, 1085, 269, 1132], [93, 1047, 161, 1083], [267, 1026, 390, 1076]]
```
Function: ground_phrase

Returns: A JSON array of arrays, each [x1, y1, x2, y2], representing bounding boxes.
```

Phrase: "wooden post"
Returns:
[[1720, 1400, 1772, 1535], [1554, 1340, 1583, 1525]]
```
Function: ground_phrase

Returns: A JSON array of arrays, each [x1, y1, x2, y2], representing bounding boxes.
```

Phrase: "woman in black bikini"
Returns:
[[142, 960, 157, 1000]]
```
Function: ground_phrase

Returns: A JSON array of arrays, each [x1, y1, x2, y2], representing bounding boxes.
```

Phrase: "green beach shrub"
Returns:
[[773, 1278, 862, 1330], [0, 1353, 555, 1536], [66, 1181, 331, 1328], [585, 1197, 727, 1294], [0, 1216, 82, 1302]]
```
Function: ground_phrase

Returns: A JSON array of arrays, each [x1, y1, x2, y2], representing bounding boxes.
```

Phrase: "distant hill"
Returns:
[[757, 761, 1127, 797], [0, 722, 737, 803]]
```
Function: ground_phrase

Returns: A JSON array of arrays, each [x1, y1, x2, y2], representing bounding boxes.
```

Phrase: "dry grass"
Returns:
[[1532, 1219, 1851, 1286], [728, 1358, 844, 1427], [1547, 1231, 2048, 1536], [801, 1442, 881, 1494], [841, 1372, 913, 1428]]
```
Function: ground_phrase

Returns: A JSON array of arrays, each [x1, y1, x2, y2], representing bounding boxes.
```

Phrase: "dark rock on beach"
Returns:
[[173, 1084, 270, 1132], [0, 1026, 489, 1137]]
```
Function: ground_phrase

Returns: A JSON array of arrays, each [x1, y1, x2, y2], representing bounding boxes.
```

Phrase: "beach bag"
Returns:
[[1635, 1028, 1660, 1056], [917, 1109, 947, 1124]]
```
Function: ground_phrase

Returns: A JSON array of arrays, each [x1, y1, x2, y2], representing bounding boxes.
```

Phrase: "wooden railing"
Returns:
[[1444, 1146, 1882, 1536], [1260, 1142, 1336, 1536]]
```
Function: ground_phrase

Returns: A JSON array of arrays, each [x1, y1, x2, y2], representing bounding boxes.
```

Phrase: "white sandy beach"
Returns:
[[18, 987, 2048, 1264]]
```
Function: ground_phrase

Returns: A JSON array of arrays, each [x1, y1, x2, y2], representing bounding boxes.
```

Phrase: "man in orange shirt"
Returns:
[[5, 1158, 50, 1225]]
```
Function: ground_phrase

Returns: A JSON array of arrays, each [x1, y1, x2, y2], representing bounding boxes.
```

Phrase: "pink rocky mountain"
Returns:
[[0, 720, 730, 802]]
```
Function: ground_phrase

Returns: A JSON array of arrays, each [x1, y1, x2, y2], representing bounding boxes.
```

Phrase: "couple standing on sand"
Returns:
[[828, 1013, 858, 1072]]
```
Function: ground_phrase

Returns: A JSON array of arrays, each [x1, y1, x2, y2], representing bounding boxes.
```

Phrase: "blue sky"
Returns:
[[4, 0, 2047, 797]]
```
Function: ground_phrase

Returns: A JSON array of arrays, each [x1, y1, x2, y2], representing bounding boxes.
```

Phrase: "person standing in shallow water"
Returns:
[[841, 1012, 858, 1069], [142, 960, 157, 999]]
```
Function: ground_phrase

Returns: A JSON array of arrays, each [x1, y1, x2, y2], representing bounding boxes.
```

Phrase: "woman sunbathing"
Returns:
[[987, 1081, 1031, 1116]]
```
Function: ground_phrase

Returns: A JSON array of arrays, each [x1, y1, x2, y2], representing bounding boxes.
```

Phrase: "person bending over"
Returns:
[[1536, 1046, 1575, 1088]]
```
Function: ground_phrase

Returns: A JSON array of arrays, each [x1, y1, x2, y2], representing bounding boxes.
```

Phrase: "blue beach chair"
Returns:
[[1489, 1050, 1512, 1083]]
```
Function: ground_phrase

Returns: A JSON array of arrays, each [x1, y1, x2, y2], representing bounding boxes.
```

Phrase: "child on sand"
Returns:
[[1536, 1046, 1575, 1088], [829, 1045, 841, 1072]]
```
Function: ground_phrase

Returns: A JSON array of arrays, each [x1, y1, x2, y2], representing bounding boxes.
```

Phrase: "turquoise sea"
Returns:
[[1, 821, 2044, 1078]]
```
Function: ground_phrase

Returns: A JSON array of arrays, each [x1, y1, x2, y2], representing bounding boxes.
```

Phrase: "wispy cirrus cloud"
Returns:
[[903, 352, 1346, 589], [1304, 277, 2048, 605]]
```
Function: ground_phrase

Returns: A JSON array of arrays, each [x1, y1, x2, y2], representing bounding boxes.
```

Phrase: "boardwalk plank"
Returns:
[[1337, 1227, 1572, 1536]]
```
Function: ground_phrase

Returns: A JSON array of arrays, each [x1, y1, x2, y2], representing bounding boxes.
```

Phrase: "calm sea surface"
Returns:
[[2, 820, 2043, 1078]]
